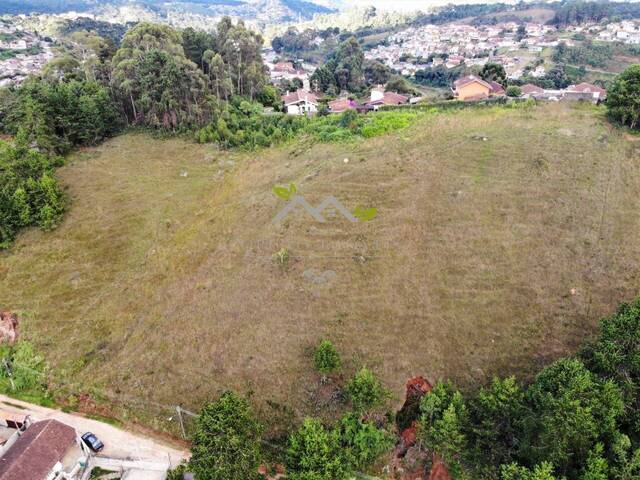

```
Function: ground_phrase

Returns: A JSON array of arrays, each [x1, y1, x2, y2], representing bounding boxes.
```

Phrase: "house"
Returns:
[[328, 97, 358, 114], [452, 75, 504, 101], [566, 82, 607, 101], [0, 419, 87, 480], [281, 89, 318, 115], [520, 83, 544, 97], [365, 86, 409, 110], [488, 81, 505, 96]]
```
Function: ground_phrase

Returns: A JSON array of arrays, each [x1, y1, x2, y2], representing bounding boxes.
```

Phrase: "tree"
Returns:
[[311, 36, 364, 93], [346, 368, 388, 413], [581, 297, 640, 432], [468, 377, 524, 473], [313, 340, 341, 376], [385, 75, 415, 94], [500, 462, 558, 480], [581, 443, 609, 480], [189, 391, 262, 480], [606, 65, 640, 129], [287, 418, 350, 480], [111, 23, 207, 128], [364, 60, 391, 86], [506, 85, 522, 97], [419, 382, 469, 477], [480, 62, 507, 84], [522, 358, 624, 477]]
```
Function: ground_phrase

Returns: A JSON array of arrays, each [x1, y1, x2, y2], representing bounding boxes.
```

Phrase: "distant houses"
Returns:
[[519, 82, 606, 102], [282, 85, 409, 116]]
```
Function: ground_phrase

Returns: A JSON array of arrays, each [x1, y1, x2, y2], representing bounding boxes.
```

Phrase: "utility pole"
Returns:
[[175, 405, 187, 440]]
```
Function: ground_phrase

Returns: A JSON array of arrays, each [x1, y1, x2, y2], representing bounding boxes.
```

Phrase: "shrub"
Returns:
[[337, 412, 393, 470], [0, 341, 47, 391], [286, 418, 350, 480], [189, 391, 262, 480], [506, 85, 522, 97], [346, 367, 389, 413], [313, 340, 341, 376]]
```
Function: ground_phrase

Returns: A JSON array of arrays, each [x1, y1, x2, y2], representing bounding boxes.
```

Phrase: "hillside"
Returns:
[[1, 102, 639, 427]]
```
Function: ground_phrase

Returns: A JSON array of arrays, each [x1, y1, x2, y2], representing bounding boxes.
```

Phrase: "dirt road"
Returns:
[[0, 394, 189, 467]]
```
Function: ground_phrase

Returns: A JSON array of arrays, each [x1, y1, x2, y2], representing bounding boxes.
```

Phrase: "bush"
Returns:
[[0, 341, 47, 391], [346, 368, 389, 413], [337, 412, 393, 470], [506, 85, 522, 97], [314, 340, 341, 376], [189, 391, 262, 480], [287, 418, 350, 480]]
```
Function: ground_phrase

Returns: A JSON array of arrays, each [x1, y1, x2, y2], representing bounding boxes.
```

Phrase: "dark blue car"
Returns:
[[81, 432, 104, 453]]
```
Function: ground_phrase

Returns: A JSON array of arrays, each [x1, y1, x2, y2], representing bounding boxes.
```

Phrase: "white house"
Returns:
[[282, 89, 318, 115]]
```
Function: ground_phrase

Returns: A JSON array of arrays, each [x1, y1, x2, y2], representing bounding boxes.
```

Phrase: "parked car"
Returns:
[[81, 432, 104, 453]]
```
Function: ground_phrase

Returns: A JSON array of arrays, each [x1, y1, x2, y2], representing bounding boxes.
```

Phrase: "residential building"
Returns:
[[0, 419, 88, 480], [452, 75, 504, 101], [282, 89, 318, 115], [328, 97, 358, 114]]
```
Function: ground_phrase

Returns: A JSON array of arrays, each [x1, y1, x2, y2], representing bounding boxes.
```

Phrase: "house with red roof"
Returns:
[[281, 89, 318, 115], [566, 82, 607, 101], [365, 85, 409, 110], [328, 97, 358, 114], [0, 419, 86, 480], [520, 83, 544, 97]]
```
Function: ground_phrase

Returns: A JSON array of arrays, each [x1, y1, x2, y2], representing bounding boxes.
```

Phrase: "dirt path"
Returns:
[[0, 394, 189, 467]]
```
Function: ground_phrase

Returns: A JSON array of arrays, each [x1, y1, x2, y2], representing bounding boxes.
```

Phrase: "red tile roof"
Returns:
[[328, 98, 357, 112], [521, 83, 544, 94], [367, 91, 409, 106], [569, 82, 606, 97], [488, 81, 505, 95], [0, 419, 77, 480], [281, 89, 318, 106], [453, 75, 492, 90]]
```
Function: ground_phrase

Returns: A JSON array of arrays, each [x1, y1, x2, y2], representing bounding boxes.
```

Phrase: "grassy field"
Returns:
[[1, 102, 640, 432]]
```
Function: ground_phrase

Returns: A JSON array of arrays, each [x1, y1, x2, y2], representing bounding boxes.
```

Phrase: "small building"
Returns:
[[281, 89, 318, 116], [452, 75, 504, 101], [520, 83, 544, 98], [566, 82, 607, 101], [327, 97, 358, 114], [0, 419, 86, 480], [365, 87, 409, 110]]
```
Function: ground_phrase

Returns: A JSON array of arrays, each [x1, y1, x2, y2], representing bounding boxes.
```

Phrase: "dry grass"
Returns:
[[1, 102, 640, 430]]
